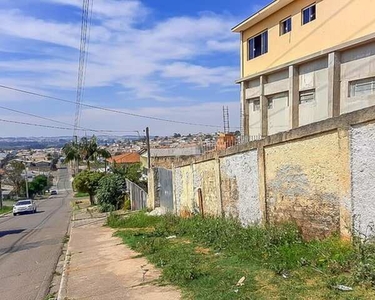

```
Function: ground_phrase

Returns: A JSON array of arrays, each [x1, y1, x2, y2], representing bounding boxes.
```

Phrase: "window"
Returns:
[[302, 4, 316, 25], [248, 30, 268, 60], [280, 17, 292, 35], [350, 77, 375, 97], [268, 99, 274, 109], [299, 90, 315, 104], [252, 99, 260, 111]]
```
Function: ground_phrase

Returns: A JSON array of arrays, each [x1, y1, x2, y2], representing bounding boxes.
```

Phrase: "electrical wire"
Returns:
[[0, 84, 225, 128], [0, 107, 139, 134]]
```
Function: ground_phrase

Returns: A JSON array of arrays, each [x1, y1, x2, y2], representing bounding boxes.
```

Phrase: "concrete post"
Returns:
[[289, 65, 300, 129], [241, 81, 249, 137], [328, 52, 341, 117], [337, 127, 352, 240], [260, 75, 268, 137], [257, 140, 268, 224]]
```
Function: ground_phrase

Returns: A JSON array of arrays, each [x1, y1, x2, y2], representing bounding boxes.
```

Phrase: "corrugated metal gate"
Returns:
[[126, 179, 147, 211], [156, 168, 174, 211]]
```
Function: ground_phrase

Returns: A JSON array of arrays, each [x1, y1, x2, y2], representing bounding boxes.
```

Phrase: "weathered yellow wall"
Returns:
[[241, 0, 375, 77], [173, 165, 195, 217], [264, 131, 350, 239], [194, 160, 221, 216]]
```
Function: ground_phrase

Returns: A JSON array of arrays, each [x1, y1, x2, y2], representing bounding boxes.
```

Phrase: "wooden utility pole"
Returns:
[[146, 127, 151, 169]]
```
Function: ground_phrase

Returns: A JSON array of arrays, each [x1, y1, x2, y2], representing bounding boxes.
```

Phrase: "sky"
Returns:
[[0, 0, 270, 137]]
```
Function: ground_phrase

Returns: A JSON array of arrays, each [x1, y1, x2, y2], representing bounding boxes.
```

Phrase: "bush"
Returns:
[[73, 171, 104, 205], [96, 174, 126, 212], [124, 199, 131, 210]]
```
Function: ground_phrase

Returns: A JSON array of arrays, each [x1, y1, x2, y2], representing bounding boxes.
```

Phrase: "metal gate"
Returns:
[[156, 168, 174, 211], [126, 179, 147, 211]]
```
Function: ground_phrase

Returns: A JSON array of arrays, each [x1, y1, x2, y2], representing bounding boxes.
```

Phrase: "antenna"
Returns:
[[223, 106, 230, 133]]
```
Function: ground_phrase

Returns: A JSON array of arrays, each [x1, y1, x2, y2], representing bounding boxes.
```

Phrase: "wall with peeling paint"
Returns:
[[193, 160, 221, 216], [351, 122, 375, 237], [220, 150, 260, 225], [264, 131, 351, 239]]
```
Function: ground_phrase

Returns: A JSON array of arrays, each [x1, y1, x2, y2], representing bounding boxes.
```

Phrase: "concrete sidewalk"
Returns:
[[62, 208, 181, 300]]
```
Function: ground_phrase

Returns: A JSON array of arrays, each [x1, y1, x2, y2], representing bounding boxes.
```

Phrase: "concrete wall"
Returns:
[[248, 98, 262, 136], [264, 131, 350, 239], [240, 0, 375, 78], [341, 42, 375, 114], [193, 160, 221, 216], [299, 57, 329, 126], [149, 106, 375, 240], [267, 92, 290, 135], [220, 150, 260, 225], [351, 122, 375, 237], [173, 165, 195, 216]]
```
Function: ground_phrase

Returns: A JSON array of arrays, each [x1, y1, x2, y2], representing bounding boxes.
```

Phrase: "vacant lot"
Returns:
[[108, 212, 375, 300]]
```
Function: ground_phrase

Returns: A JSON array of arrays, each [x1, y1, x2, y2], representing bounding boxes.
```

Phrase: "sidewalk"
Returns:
[[61, 207, 181, 300]]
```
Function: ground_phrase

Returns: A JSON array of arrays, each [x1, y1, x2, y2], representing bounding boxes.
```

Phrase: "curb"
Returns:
[[0, 211, 13, 217], [56, 212, 74, 300]]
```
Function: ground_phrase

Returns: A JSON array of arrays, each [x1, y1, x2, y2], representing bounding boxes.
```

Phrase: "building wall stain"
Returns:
[[351, 121, 375, 237], [220, 151, 260, 225], [265, 132, 348, 239]]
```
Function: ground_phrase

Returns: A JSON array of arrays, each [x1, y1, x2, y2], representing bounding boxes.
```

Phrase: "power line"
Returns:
[[0, 118, 142, 135], [0, 84, 225, 128], [0, 106, 140, 134]]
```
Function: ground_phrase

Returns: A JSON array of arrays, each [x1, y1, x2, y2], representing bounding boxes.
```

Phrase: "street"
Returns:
[[0, 168, 72, 300]]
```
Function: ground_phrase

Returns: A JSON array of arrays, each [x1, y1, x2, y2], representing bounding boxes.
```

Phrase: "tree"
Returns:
[[28, 175, 49, 197], [173, 133, 181, 138], [62, 136, 111, 171], [5, 161, 26, 197], [96, 174, 126, 212], [73, 171, 104, 205], [110, 163, 142, 184]]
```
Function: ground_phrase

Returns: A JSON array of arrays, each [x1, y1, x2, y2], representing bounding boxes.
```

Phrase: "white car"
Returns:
[[13, 199, 37, 216]]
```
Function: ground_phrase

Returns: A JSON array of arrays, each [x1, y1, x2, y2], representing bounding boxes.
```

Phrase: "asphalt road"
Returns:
[[0, 168, 72, 300]]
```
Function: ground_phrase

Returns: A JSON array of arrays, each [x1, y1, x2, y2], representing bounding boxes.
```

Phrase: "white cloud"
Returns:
[[0, 1, 243, 136]]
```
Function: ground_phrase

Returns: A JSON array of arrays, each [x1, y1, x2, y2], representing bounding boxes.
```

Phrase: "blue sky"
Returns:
[[0, 0, 270, 137]]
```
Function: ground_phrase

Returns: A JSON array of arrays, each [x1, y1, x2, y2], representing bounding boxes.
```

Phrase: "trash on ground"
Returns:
[[333, 285, 353, 291], [236, 276, 246, 286]]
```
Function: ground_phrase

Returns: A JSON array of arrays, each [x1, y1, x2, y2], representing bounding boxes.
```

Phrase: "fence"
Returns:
[[126, 179, 148, 211], [155, 168, 174, 211]]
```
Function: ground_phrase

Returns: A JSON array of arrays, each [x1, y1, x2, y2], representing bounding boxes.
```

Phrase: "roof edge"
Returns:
[[231, 0, 293, 33]]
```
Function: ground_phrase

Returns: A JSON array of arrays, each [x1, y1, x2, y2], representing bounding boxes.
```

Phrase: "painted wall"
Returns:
[[264, 131, 350, 239], [241, 0, 375, 77], [220, 150, 260, 225], [173, 165, 195, 216], [351, 122, 375, 237], [193, 160, 221, 216], [248, 99, 262, 136], [267, 92, 290, 135], [298, 57, 329, 126], [341, 42, 375, 114]]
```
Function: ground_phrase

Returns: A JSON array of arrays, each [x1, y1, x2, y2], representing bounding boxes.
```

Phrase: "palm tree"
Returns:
[[62, 141, 81, 173], [62, 136, 111, 172], [96, 148, 111, 173]]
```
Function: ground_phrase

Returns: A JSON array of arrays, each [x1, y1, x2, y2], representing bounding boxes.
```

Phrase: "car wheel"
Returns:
[[34, 209, 37, 213], [13, 213, 16, 216]]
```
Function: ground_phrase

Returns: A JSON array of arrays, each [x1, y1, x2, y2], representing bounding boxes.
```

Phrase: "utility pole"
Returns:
[[146, 127, 151, 170], [0, 169, 4, 210], [24, 166, 29, 199]]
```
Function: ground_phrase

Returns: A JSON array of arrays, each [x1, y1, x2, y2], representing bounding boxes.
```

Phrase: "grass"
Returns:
[[74, 192, 89, 198], [0, 206, 12, 215], [108, 212, 375, 300]]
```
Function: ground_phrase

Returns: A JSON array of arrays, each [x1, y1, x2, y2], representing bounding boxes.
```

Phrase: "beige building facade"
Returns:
[[232, 0, 375, 137]]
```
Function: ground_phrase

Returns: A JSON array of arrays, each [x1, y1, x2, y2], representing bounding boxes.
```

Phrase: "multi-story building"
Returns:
[[232, 0, 375, 137]]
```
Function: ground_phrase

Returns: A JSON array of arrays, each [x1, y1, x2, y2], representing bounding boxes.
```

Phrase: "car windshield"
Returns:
[[16, 200, 31, 206]]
